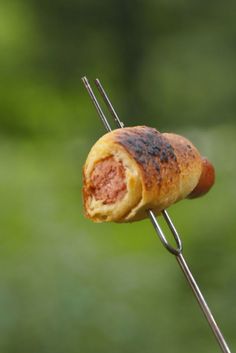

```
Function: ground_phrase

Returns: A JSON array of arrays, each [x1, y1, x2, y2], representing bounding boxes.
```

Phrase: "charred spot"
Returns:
[[126, 138, 134, 145], [160, 157, 167, 163], [138, 156, 147, 165], [116, 126, 178, 185], [160, 151, 169, 163], [187, 144, 192, 149], [147, 144, 161, 156], [145, 132, 157, 145], [172, 154, 177, 162], [139, 137, 148, 145], [135, 149, 143, 158], [170, 151, 177, 161], [134, 145, 144, 155]]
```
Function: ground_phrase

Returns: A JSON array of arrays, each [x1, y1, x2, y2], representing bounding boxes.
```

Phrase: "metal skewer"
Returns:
[[82, 76, 231, 353]]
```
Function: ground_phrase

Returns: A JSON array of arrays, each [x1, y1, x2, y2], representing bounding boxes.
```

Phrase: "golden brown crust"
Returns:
[[163, 133, 203, 201], [83, 129, 143, 222], [83, 126, 209, 223]]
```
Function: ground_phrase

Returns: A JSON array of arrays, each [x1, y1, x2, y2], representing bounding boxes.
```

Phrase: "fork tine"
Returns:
[[81, 76, 111, 132], [95, 78, 124, 129]]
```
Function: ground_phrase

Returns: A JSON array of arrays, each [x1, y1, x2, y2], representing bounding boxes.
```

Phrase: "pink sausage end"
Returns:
[[188, 157, 215, 199]]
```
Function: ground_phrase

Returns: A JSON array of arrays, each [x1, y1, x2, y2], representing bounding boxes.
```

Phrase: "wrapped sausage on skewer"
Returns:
[[83, 125, 215, 223]]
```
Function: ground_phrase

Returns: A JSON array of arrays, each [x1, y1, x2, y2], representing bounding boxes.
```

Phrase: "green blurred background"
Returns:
[[0, 0, 236, 352]]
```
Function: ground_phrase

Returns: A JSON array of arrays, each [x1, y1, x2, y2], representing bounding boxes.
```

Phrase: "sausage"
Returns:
[[187, 157, 215, 199], [90, 156, 127, 204]]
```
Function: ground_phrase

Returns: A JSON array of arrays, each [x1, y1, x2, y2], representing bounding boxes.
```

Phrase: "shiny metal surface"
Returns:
[[82, 76, 231, 353], [149, 209, 182, 255], [81, 76, 111, 132], [95, 78, 124, 129]]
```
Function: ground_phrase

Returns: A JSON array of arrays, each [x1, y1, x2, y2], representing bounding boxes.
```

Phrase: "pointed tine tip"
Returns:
[[81, 76, 89, 85]]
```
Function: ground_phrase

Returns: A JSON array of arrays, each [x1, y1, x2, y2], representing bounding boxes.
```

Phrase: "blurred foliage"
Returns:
[[0, 0, 236, 352]]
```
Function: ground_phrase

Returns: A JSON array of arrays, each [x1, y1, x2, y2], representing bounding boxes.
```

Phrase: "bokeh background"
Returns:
[[1, 1, 236, 352]]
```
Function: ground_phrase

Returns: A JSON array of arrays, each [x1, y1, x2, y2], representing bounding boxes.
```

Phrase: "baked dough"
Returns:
[[83, 126, 212, 222]]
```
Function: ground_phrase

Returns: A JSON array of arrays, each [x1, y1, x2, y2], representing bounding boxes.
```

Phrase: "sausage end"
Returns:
[[187, 157, 215, 199]]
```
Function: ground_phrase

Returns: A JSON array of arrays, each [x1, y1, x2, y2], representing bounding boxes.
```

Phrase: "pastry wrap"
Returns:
[[83, 126, 214, 222]]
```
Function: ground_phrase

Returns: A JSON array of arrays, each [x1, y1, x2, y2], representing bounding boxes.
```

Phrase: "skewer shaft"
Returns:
[[176, 253, 231, 353], [81, 76, 231, 353]]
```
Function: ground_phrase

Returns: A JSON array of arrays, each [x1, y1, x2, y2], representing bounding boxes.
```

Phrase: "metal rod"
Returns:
[[176, 253, 231, 353], [81, 76, 231, 353]]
